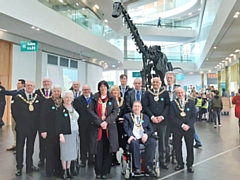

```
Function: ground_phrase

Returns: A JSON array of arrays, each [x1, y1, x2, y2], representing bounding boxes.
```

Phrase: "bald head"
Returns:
[[82, 84, 91, 96], [133, 78, 142, 90], [42, 77, 52, 90], [176, 87, 185, 100], [72, 81, 81, 92], [152, 77, 161, 90]]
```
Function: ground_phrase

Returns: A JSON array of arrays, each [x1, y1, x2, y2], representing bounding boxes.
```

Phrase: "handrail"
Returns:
[[135, 23, 193, 29]]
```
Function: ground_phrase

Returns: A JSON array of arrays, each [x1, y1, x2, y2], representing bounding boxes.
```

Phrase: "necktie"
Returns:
[[122, 87, 125, 95], [45, 90, 49, 97], [181, 100, 184, 108], [75, 92, 78, 98], [155, 90, 158, 94], [168, 86, 172, 92], [29, 94, 32, 101], [136, 116, 140, 124], [86, 96, 89, 100], [136, 91, 140, 101]]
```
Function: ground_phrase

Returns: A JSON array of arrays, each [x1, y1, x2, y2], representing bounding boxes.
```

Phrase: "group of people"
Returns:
[[0, 72, 198, 179]]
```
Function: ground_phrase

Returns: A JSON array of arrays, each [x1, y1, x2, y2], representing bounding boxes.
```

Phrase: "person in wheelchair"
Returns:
[[123, 101, 157, 176]]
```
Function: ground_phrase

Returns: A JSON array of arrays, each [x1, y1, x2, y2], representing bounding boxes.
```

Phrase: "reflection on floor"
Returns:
[[0, 108, 240, 180]]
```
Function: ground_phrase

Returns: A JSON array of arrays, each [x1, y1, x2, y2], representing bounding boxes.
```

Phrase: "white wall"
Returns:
[[87, 64, 103, 93], [12, 44, 37, 88], [176, 74, 201, 87]]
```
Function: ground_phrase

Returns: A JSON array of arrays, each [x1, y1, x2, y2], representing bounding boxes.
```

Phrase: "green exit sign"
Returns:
[[20, 41, 38, 52], [132, 72, 141, 78]]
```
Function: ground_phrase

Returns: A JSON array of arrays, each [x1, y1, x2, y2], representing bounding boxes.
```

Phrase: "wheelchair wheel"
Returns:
[[125, 169, 130, 179], [155, 167, 160, 178]]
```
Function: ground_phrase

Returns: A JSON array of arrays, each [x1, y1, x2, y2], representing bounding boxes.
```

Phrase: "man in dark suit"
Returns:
[[119, 74, 132, 98], [143, 77, 170, 169], [35, 77, 52, 167], [170, 87, 195, 173], [123, 101, 156, 176], [71, 81, 81, 98], [165, 72, 180, 164], [0, 79, 25, 151], [11, 81, 41, 176], [125, 78, 145, 113], [73, 84, 94, 167], [0, 81, 6, 128]]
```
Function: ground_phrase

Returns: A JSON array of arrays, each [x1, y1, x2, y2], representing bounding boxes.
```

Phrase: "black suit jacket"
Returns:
[[73, 94, 92, 129], [35, 88, 52, 101], [39, 98, 60, 136], [119, 85, 132, 99], [123, 113, 154, 138], [55, 105, 71, 135], [11, 93, 41, 133], [125, 89, 145, 113], [1, 88, 25, 99], [143, 87, 170, 126], [170, 98, 196, 130]]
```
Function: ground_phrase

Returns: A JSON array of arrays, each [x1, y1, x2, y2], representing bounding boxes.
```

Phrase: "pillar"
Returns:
[[225, 66, 229, 94], [201, 73, 204, 89], [217, 71, 221, 91]]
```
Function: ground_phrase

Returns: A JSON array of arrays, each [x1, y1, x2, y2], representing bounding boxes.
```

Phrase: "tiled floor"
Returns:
[[0, 108, 240, 180]]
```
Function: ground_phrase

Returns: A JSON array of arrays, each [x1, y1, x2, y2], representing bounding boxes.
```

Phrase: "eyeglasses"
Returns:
[[83, 89, 90, 91], [26, 84, 33, 87]]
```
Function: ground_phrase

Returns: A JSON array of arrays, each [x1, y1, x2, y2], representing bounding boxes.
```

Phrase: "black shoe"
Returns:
[[15, 169, 22, 176], [145, 166, 156, 176], [66, 168, 74, 179], [135, 169, 141, 175], [187, 166, 194, 173], [101, 175, 107, 179], [160, 162, 169, 169], [193, 144, 202, 148], [38, 160, 44, 167], [96, 174, 101, 179], [80, 162, 86, 167], [26, 165, 39, 173], [175, 164, 184, 171], [62, 169, 68, 180]]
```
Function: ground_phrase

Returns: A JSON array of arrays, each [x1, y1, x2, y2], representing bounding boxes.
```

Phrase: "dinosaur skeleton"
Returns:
[[112, 2, 182, 88]]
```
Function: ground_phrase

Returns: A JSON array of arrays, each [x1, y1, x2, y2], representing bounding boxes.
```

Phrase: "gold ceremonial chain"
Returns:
[[174, 98, 189, 117], [148, 87, 166, 96], [52, 97, 63, 108], [168, 89, 176, 96], [18, 94, 38, 112], [148, 87, 166, 101], [130, 113, 143, 128], [39, 89, 52, 99], [98, 98, 107, 121], [118, 97, 124, 107]]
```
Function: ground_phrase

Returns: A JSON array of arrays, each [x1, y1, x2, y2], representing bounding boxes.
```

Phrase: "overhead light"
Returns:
[[213, 46, 217, 49], [118, 61, 120, 63], [112, 64, 116, 68], [76, 3, 79, 6], [31, 26, 35, 29], [230, 54, 234, 56], [36, 28, 40, 31], [82, 8, 85, 10], [95, 4, 99, 9], [236, 12, 240, 15], [82, 59, 86, 62], [117, 67, 120, 69], [198, 8, 201, 11], [59, 0, 63, 3], [233, 14, 238, 18], [188, 12, 192, 15], [206, 58, 209, 61], [235, 49, 240, 53], [222, 60, 225, 62], [189, 72, 193, 74], [0, 28, 7, 32], [104, 19, 108, 23], [225, 57, 229, 60]]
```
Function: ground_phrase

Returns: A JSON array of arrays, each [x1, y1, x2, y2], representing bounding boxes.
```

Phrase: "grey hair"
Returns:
[[63, 90, 74, 98], [165, 71, 175, 77], [52, 84, 62, 91]]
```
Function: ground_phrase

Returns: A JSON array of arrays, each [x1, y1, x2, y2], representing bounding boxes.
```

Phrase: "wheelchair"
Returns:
[[121, 135, 160, 179]]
